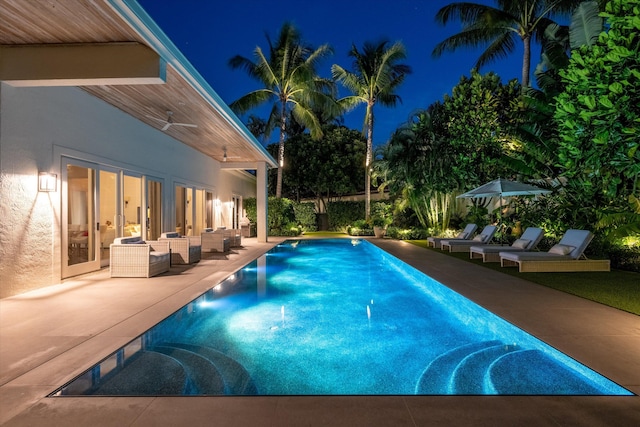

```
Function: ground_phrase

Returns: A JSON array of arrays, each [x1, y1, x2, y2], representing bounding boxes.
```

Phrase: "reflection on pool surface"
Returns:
[[53, 239, 632, 396]]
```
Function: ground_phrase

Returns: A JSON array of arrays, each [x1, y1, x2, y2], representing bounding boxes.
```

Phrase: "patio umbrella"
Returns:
[[457, 178, 551, 243]]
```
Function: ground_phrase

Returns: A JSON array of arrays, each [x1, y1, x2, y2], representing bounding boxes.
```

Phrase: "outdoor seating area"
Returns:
[[109, 236, 170, 278], [500, 229, 610, 272]]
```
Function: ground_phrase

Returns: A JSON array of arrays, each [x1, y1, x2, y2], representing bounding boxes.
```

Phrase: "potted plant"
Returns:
[[371, 202, 393, 238]]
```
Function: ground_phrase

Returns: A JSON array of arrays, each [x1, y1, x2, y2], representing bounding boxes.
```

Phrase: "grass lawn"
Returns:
[[409, 240, 640, 316]]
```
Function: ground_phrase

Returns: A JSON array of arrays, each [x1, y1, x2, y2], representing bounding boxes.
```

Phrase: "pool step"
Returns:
[[415, 340, 502, 394], [152, 345, 226, 395], [487, 349, 602, 395], [91, 351, 187, 395], [449, 343, 519, 394], [164, 342, 258, 395]]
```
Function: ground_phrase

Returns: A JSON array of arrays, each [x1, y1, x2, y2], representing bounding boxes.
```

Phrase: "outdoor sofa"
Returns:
[[440, 225, 497, 252], [499, 229, 610, 272], [110, 236, 170, 277], [469, 227, 544, 262], [158, 231, 201, 265], [427, 223, 477, 249]]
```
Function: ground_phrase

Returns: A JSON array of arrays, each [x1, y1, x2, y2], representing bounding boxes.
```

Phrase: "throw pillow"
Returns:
[[456, 232, 467, 239], [473, 234, 486, 242], [549, 244, 574, 255], [512, 238, 531, 249]]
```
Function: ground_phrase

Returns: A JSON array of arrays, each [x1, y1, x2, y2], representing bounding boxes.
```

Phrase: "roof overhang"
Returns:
[[0, 0, 278, 169]]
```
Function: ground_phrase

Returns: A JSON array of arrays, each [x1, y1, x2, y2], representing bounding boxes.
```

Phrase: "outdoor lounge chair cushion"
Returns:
[[457, 231, 468, 239]]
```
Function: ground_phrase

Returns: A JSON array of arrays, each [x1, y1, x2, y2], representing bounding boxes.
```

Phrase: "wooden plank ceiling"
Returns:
[[0, 0, 268, 165]]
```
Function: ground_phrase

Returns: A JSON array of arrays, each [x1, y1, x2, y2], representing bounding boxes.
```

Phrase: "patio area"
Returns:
[[1, 236, 638, 426]]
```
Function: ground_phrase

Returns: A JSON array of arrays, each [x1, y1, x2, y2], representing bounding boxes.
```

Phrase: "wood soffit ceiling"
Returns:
[[1, 0, 269, 166]]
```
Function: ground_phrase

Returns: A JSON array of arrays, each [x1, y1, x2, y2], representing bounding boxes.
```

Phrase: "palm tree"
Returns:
[[432, 0, 582, 87], [228, 22, 337, 198], [331, 40, 411, 219]]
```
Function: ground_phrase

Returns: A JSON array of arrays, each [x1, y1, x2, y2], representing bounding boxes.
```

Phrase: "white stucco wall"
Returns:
[[0, 83, 256, 298]]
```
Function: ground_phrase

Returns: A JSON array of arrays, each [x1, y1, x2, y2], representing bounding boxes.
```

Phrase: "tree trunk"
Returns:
[[365, 104, 374, 220], [276, 102, 287, 198], [522, 34, 531, 88]]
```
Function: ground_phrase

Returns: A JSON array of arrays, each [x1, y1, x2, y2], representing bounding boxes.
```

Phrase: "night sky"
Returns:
[[137, 0, 532, 146]]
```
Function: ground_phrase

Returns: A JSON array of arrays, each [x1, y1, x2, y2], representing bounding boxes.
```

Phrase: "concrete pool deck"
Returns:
[[1, 237, 638, 426]]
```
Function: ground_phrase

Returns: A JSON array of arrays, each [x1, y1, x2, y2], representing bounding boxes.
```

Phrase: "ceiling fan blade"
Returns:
[[161, 123, 171, 131], [145, 115, 168, 124], [172, 122, 198, 128]]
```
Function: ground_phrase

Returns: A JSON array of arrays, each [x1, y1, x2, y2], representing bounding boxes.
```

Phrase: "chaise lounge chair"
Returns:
[[427, 223, 477, 249], [499, 229, 610, 272], [440, 225, 498, 252], [469, 227, 544, 262]]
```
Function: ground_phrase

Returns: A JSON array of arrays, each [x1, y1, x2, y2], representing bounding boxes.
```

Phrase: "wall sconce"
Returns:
[[38, 172, 57, 192]]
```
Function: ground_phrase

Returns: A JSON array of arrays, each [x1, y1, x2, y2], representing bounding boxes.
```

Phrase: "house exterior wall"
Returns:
[[0, 83, 256, 298]]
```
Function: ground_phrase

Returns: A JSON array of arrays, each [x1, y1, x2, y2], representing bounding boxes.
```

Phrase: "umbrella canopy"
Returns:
[[457, 178, 551, 199]]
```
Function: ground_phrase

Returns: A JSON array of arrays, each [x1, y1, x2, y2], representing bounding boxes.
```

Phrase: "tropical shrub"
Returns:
[[327, 201, 364, 231], [293, 202, 317, 231]]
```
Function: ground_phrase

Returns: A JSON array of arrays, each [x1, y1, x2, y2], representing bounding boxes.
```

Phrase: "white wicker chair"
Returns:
[[110, 237, 170, 277], [158, 232, 201, 264], [215, 227, 242, 247], [200, 230, 229, 253]]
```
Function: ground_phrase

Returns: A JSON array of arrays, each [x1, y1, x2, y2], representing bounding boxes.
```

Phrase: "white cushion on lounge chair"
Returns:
[[473, 234, 485, 242], [457, 232, 468, 239]]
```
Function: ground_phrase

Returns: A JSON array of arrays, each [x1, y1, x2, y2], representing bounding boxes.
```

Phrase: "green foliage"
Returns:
[[275, 125, 366, 203], [371, 201, 393, 228], [243, 197, 306, 236], [347, 219, 374, 236], [292, 202, 317, 231], [374, 70, 521, 232], [326, 200, 365, 231], [554, 0, 640, 234], [386, 226, 429, 240], [244, 198, 257, 225]]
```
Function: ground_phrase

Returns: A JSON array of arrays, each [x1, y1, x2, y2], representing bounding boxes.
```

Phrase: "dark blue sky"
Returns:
[[138, 0, 530, 146]]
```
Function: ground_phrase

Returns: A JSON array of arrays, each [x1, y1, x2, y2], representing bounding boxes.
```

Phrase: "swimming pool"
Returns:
[[53, 239, 632, 396]]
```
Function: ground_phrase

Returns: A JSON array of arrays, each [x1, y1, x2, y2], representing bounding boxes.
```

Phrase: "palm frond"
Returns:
[[569, 0, 603, 48]]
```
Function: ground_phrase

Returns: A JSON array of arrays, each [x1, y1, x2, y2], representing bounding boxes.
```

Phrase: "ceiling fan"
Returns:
[[222, 147, 241, 162], [145, 110, 197, 131]]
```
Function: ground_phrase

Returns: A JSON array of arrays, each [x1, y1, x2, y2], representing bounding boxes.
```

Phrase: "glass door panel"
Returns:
[[146, 179, 162, 240], [99, 170, 118, 267], [205, 191, 214, 229], [63, 161, 99, 277], [194, 189, 205, 235], [175, 185, 186, 235], [123, 175, 142, 237]]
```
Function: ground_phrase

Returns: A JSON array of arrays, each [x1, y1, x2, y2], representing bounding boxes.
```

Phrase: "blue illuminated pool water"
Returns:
[[54, 239, 632, 396]]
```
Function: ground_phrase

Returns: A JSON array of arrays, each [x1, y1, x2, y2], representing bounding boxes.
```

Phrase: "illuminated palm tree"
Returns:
[[331, 40, 411, 219], [229, 22, 337, 197], [432, 0, 582, 87]]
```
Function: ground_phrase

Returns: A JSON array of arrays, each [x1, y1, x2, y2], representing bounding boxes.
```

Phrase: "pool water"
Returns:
[[54, 239, 632, 396]]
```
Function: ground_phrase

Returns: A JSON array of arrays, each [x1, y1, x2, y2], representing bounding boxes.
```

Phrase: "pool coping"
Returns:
[[1, 237, 639, 426]]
